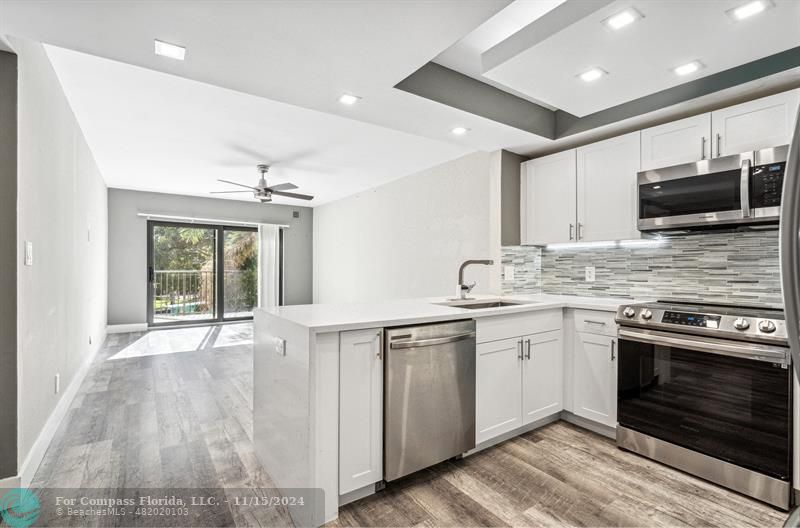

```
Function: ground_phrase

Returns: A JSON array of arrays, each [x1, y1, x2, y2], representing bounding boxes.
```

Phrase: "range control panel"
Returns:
[[661, 311, 722, 328]]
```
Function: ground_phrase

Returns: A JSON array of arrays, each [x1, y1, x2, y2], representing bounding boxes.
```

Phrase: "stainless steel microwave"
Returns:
[[638, 145, 789, 232]]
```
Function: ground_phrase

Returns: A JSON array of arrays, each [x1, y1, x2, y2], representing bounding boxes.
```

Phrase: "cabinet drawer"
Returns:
[[573, 310, 617, 337], [476, 309, 562, 344]]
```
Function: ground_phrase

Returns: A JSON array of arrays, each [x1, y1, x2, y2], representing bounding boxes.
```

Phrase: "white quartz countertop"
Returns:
[[258, 294, 642, 333]]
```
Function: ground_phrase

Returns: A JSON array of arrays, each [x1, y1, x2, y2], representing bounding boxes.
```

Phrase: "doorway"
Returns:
[[147, 221, 259, 326]]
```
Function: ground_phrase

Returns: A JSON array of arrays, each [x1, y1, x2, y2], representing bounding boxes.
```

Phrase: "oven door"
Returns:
[[638, 152, 753, 231], [617, 327, 791, 480]]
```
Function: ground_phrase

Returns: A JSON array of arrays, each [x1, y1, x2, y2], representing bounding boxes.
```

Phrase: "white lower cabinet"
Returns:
[[476, 310, 564, 444], [476, 337, 524, 443], [339, 328, 383, 495], [573, 331, 617, 428], [522, 330, 564, 424]]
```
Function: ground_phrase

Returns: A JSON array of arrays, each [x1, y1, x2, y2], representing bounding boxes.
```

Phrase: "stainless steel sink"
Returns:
[[435, 299, 534, 310]]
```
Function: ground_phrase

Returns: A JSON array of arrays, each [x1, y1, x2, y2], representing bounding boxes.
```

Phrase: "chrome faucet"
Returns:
[[457, 259, 494, 300]]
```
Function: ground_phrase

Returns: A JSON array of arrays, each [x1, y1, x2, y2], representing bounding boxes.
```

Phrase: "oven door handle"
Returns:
[[618, 328, 790, 365]]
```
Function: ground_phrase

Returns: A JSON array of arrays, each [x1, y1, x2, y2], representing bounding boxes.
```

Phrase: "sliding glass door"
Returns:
[[147, 221, 259, 326]]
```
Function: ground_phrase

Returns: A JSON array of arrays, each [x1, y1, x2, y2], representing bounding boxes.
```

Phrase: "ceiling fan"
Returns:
[[211, 164, 314, 202]]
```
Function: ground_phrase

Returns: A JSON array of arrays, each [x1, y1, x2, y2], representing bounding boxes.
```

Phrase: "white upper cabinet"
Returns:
[[339, 328, 383, 494], [576, 132, 640, 242], [521, 149, 576, 245], [640, 114, 712, 170], [711, 89, 800, 157]]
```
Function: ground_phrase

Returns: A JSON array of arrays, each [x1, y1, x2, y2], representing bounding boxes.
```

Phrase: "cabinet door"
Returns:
[[576, 132, 640, 242], [521, 150, 577, 245], [711, 89, 800, 157], [339, 328, 383, 494], [573, 331, 617, 428], [640, 113, 711, 170], [476, 337, 523, 443], [522, 330, 563, 425]]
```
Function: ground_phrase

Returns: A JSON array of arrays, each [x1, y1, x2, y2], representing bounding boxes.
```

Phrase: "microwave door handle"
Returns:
[[781, 106, 800, 377], [740, 158, 751, 218]]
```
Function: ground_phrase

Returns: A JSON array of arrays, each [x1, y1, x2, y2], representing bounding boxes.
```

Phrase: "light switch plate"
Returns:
[[503, 265, 515, 281], [24, 241, 33, 266], [585, 266, 596, 282], [275, 337, 286, 356]]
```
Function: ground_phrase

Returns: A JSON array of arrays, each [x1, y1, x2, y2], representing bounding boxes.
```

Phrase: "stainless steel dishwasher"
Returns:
[[384, 319, 476, 481]]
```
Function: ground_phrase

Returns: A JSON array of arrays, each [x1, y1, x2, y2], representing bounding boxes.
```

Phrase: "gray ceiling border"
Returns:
[[395, 47, 800, 141]]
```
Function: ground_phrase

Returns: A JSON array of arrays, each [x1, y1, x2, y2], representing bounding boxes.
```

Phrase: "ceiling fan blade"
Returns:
[[210, 190, 253, 194], [271, 190, 314, 201], [218, 179, 258, 190], [268, 183, 299, 192]]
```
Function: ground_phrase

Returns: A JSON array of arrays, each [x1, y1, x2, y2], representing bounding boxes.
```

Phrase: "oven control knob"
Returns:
[[641, 309, 653, 320], [758, 320, 776, 333], [733, 317, 750, 330], [623, 307, 636, 318]]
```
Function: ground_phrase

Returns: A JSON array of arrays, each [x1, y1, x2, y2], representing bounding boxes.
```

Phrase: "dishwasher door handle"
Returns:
[[390, 332, 476, 349]]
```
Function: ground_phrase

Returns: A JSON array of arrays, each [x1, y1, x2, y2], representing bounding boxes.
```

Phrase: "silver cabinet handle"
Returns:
[[715, 133, 722, 158], [569, 223, 574, 240], [584, 320, 606, 326], [376, 331, 383, 359], [740, 158, 751, 218], [611, 339, 616, 361], [578, 223, 584, 240], [701, 136, 706, 160], [525, 339, 531, 360], [517, 339, 523, 360]]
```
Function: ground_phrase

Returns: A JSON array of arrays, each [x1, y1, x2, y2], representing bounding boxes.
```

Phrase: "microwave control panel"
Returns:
[[751, 162, 785, 209], [662, 311, 722, 328]]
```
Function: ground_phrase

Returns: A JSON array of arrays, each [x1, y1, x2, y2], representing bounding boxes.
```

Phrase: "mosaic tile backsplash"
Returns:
[[501, 230, 782, 308]]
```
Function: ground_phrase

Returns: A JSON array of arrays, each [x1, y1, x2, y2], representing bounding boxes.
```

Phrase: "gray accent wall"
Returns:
[[502, 230, 781, 308], [0, 50, 17, 479], [107, 189, 313, 325]]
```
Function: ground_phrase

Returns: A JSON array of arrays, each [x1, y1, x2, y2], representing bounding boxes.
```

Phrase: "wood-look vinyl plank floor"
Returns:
[[30, 324, 789, 528]]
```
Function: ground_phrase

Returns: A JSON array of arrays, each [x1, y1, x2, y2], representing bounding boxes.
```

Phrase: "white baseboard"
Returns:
[[106, 323, 147, 334], [560, 411, 616, 439], [0, 475, 20, 489], [18, 336, 104, 487]]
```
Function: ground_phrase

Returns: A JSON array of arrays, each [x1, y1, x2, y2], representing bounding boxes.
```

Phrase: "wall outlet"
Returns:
[[585, 266, 596, 282], [54, 373, 60, 394], [24, 241, 33, 266], [503, 265, 515, 281]]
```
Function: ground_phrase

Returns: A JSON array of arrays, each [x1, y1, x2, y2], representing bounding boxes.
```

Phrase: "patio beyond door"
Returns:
[[147, 221, 258, 326]]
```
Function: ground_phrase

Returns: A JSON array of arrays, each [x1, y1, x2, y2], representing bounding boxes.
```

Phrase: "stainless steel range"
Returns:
[[615, 300, 792, 509]]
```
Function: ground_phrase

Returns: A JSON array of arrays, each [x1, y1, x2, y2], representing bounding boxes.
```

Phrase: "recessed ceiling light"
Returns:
[[578, 68, 607, 82], [338, 94, 361, 105], [673, 60, 704, 76], [451, 127, 469, 135], [727, 0, 772, 20], [603, 8, 643, 30], [154, 39, 186, 60]]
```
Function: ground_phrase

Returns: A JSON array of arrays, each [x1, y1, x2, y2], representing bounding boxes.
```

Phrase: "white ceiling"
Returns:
[[482, 0, 800, 117], [433, 0, 566, 108], [1, 0, 565, 203], [45, 45, 477, 206]]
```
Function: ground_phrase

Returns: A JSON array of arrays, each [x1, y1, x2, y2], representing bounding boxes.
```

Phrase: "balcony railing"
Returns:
[[153, 269, 256, 319]]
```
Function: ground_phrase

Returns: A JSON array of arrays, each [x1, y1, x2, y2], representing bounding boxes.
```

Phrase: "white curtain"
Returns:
[[257, 224, 281, 308]]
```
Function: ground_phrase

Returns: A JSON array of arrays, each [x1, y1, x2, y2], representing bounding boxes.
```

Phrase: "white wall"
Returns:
[[13, 37, 108, 478], [107, 189, 313, 325], [313, 151, 501, 303]]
